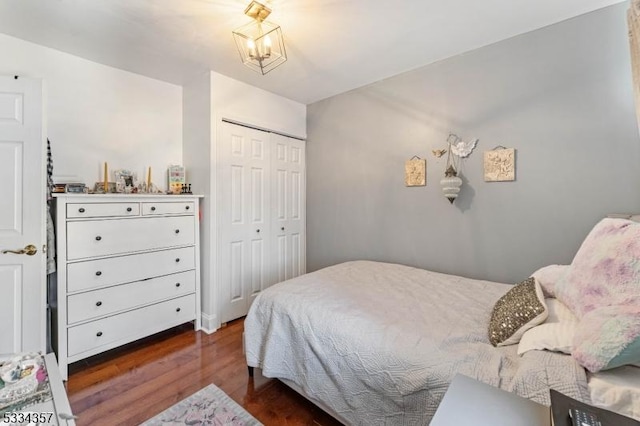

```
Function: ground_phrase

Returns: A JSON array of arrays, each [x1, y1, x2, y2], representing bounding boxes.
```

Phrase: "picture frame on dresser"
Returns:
[[52, 194, 203, 380]]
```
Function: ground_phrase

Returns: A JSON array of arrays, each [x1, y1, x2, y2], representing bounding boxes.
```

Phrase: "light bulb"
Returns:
[[263, 35, 272, 57], [247, 39, 257, 59]]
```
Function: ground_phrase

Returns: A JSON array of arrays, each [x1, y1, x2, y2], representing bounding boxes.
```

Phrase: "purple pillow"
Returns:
[[555, 218, 640, 371]]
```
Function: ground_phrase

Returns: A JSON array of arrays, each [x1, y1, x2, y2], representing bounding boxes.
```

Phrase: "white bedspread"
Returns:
[[244, 261, 590, 425]]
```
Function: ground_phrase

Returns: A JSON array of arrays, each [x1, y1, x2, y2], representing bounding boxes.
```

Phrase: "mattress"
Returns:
[[588, 366, 640, 421], [244, 260, 590, 425]]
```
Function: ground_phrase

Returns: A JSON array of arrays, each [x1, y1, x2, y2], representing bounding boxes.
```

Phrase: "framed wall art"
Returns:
[[405, 157, 426, 187], [484, 147, 515, 182]]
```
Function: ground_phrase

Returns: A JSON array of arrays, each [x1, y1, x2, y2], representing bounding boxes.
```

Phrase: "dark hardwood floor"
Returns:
[[66, 318, 343, 426]]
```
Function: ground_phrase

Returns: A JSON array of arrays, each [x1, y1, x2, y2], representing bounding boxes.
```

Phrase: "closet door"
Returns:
[[271, 133, 306, 284], [0, 77, 45, 353], [219, 122, 271, 323]]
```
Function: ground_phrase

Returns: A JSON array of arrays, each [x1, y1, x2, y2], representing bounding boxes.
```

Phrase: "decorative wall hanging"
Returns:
[[484, 146, 516, 182], [405, 156, 426, 187], [439, 133, 478, 204], [450, 137, 478, 158], [432, 149, 447, 158]]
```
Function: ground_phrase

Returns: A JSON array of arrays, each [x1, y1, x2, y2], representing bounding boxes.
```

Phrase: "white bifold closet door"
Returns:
[[219, 121, 305, 323], [271, 133, 306, 284]]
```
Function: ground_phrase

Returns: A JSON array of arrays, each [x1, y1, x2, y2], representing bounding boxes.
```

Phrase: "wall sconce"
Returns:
[[439, 133, 477, 204], [232, 1, 287, 75]]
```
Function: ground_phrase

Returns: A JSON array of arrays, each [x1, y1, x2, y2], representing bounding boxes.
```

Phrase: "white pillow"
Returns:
[[588, 366, 640, 421], [530, 264, 570, 298], [517, 298, 578, 355]]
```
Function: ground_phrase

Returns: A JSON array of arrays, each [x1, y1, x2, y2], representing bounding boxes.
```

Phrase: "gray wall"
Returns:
[[306, 3, 640, 284]]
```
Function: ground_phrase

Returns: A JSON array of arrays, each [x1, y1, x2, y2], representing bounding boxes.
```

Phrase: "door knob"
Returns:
[[1, 244, 38, 256]]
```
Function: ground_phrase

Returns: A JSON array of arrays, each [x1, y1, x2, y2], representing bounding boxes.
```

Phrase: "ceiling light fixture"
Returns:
[[232, 1, 287, 75]]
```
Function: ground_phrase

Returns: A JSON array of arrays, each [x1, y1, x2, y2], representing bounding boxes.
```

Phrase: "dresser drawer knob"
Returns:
[[185, 205, 190, 210], [78, 208, 85, 213], [175, 229, 180, 234], [95, 271, 102, 276], [126, 207, 132, 212], [175, 258, 180, 263], [281, 227, 285, 231], [96, 331, 103, 337], [96, 301, 102, 307], [175, 283, 181, 287], [151, 206, 156, 211], [95, 236, 102, 241], [176, 307, 181, 312]]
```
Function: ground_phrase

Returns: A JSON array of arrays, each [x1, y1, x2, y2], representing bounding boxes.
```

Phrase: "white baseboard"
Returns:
[[200, 312, 219, 334]]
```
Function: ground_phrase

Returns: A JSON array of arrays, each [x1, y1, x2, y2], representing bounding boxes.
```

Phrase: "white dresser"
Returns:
[[53, 194, 202, 380]]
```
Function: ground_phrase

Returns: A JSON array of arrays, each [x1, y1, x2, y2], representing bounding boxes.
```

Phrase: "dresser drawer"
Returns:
[[67, 270, 196, 324], [66, 202, 140, 218], [142, 202, 195, 216], [67, 294, 196, 357], [67, 247, 195, 293], [66, 216, 194, 260]]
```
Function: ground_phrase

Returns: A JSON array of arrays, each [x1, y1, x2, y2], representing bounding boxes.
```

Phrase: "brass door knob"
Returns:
[[2, 244, 38, 256]]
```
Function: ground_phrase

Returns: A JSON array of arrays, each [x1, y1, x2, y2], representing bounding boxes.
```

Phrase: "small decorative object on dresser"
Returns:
[[168, 165, 185, 195], [53, 194, 203, 380], [113, 169, 137, 193]]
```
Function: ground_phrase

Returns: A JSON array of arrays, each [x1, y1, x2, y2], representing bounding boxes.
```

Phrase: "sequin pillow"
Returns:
[[488, 277, 548, 347]]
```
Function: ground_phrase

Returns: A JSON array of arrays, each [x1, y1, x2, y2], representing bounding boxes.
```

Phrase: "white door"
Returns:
[[219, 122, 271, 323], [271, 133, 306, 283], [0, 76, 45, 353]]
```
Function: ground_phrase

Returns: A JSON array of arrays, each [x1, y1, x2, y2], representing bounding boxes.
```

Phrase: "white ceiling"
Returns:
[[0, 0, 626, 104]]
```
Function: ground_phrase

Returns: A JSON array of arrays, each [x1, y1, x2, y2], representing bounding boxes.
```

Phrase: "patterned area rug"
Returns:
[[142, 384, 263, 426]]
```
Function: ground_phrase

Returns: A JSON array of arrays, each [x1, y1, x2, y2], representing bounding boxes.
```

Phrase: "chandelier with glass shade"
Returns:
[[232, 1, 287, 75]]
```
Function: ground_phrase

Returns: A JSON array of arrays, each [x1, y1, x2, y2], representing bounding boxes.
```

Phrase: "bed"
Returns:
[[244, 218, 640, 425]]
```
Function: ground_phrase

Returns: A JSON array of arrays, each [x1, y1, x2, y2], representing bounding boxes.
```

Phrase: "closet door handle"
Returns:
[[2, 245, 37, 256], [96, 301, 102, 307], [95, 236, 102, 241]]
